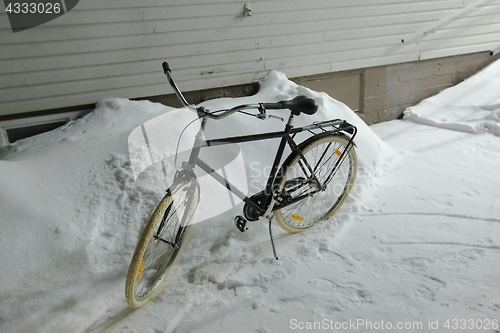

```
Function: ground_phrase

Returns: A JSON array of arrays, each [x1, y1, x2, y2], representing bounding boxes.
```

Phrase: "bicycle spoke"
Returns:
[[313, 142, 341, 178], [275, 135, 356, 232], [313, 142, 332, 173], [126, 181, 198, 307], [323, 146, 352, 187]]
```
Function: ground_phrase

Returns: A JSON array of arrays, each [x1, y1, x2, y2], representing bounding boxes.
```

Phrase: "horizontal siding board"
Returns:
[[76, 0, 459, 11], [11, 5, 497, 62], [0, 13, 9, 29], [0, 61, 159, 90], [0, 27, 282, 60], [325, 11, 500, 41], [329, 54, 420, 73], [277, 36, 408, 59], [0, 55, 272, 95], [0, 22, 156, 45], [431, 23, 500, 42], [1, 1, 490, 35], [267, 44, 420, 72], [1, 0, 500, 115], [421, 41, 500, 60], [53, 8, 143, 25], [76, 0, 240, 10], [0, 2, 463, 44], [0, 40, 276, 73], [0, 70, 271, 116], [0, 32, 320, 83], [1, 2, 487, 46], [255, 0, 461, 14]]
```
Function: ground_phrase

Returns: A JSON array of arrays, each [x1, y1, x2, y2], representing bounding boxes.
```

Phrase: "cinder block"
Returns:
[[357, 111, 380, 125], [377, 106, 408, 122], [295, 74, 361, 111], [455, 52, 491, 73], [387, 58, 456, 83], [364, 66, 387, 97], [386, 83, 453, 106], [364, 95, 386, 113], [387, 73, 456, 94]]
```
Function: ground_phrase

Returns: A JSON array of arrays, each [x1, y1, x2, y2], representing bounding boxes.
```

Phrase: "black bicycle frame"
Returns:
[[182, 114, 296, 217], [177, 113, 355, 219]]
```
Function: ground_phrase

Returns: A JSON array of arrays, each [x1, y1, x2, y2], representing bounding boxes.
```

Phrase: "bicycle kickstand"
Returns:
[[268, 217, 279, 260]]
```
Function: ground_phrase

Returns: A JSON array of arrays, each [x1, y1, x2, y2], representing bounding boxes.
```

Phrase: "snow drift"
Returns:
[[0, 70, 389, 333], [404, 58, 500, 136]]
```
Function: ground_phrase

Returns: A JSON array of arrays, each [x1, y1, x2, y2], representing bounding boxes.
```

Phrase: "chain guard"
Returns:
[[243, 191, 268, 221]]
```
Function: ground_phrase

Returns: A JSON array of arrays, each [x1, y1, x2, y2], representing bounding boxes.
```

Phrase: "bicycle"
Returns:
[[125, 62, 358, 308]]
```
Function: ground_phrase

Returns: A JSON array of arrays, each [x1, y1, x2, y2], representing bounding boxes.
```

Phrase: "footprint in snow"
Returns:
[[308, 277, 372, 311]]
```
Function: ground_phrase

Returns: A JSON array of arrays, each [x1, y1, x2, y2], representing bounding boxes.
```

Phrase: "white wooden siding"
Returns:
[[1, 0, 500, 116]]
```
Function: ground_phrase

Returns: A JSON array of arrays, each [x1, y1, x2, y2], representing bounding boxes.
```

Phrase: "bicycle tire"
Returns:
[[125, 179, 199, 308], [274, 134, 357, 233]]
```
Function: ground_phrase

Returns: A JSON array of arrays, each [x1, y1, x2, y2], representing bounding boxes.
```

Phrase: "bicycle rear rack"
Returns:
[[291, 118, 357, 162], [300, 119, 356, 135]]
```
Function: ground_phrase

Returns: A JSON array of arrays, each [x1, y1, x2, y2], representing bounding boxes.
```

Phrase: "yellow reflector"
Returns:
[[334, 148, 342, 157], [291, 214, 304, 221], [137, 259, 144, 281]]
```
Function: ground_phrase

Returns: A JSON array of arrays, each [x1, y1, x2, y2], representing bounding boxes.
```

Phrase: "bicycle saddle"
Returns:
[[279, 96, 318, 115]]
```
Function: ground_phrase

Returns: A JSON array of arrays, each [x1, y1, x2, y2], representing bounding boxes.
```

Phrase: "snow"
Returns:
[[403, 58, 500, 137], [1, 60, 499, 333]]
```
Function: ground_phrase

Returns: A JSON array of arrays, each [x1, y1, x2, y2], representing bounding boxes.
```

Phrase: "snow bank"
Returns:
[[404, 58, 500, 136], [0, 98, 171, 332], [0, 71, 389, 333], [128, 70, 393, 225]]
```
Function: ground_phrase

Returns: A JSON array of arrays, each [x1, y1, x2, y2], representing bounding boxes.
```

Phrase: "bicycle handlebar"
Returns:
[[162, 61, 195, 111], [162, 61, 171, 74], [195, 103, 283, 120], [162, 61, 292, 120]]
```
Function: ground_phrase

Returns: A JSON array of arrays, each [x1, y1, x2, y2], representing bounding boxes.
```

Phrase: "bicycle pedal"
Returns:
[[234, 215, 248, 232]]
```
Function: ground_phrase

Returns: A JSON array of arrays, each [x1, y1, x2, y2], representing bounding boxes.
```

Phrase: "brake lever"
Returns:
[[268, 115, 284, 122], [257, 104, 284, 122], [254, 113, 284, 122], [238, 109, 284, 122]]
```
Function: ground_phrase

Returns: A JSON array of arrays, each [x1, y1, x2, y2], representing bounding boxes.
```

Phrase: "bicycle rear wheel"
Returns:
[[274, 134, 357, 233], [125, 179, 199, 308]]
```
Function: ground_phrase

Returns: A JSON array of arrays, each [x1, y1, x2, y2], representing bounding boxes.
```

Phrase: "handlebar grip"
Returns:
[[262, 102, 284, 110], [162, 61, 171, 74]]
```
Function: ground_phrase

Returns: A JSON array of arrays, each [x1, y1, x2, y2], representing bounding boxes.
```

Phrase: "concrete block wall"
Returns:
[[295, 51, 500, 124]]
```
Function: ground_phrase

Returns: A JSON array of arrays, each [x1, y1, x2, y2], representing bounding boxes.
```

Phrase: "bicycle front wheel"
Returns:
[[125, 179, 199, 308], [274, 134, 357, 233]]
